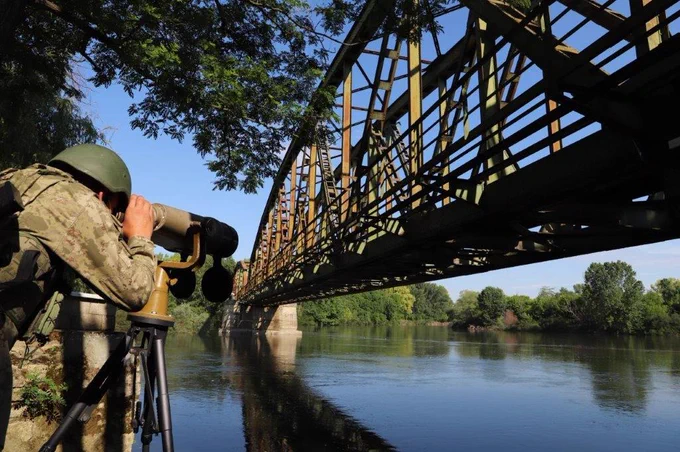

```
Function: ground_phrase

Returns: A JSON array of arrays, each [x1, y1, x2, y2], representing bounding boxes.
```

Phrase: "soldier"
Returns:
[[0, 143, 157, 449]]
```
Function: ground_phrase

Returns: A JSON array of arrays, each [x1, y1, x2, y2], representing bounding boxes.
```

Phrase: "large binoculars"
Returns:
[[146, 203, 238, 303], [148, 203, 238, 258]]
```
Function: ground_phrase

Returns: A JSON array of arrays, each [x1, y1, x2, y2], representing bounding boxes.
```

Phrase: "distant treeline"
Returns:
[[300, 260, 680, 335], [299, 284, 453, 326]]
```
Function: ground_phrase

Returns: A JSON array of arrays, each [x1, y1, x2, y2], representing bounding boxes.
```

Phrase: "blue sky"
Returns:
[[76, 1, 680, 300]]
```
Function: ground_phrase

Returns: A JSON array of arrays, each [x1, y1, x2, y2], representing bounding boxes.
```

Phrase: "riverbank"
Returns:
[[399, 319, 452, 327]]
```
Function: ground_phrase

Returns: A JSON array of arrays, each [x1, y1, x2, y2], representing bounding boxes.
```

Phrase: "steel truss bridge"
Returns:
[[233, 0, 680, 306]]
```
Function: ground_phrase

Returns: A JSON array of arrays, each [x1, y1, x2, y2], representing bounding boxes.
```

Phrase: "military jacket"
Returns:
[[0, 164, 155, 311]]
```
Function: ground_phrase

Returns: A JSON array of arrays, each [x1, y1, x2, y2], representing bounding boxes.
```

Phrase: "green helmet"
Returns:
[[48, 143, 132, 207]]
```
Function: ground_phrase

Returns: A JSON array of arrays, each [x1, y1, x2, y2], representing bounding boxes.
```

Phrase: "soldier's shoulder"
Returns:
[[4, 163, 73, 185], [34, 165, 94, 198], [20, 164, 101, 213], [0, 167, 18, 180], [0, 163, 44, 181]]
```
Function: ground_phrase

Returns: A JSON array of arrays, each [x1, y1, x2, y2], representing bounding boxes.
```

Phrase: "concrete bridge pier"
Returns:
[[220, 300, 301, 336]]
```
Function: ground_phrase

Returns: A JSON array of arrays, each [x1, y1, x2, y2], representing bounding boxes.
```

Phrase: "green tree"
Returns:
[[410, 283, 453, 322], [529, 287, 579, 331], [299, 285, 416, 326], [505, 294, 538, 329], [298, 296, 353, 326], [2, 0, 454, 191], [450, 290, 480, 327], [477, 287, 506, 326], [637, 291, 671, 334], [651, 278, 680, 313], [0, 66, 104, 169], [385, 286, 415, 322], [578, 261, 644, 333]]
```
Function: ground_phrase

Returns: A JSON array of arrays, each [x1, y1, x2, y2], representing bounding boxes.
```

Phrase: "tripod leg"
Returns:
[[140, 334, 157, 452], [152, 332, 174, 452], [40, 331, 135, 452]]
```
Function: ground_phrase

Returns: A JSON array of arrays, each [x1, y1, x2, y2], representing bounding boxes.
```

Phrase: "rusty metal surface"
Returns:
[[236, 0, 680, 306]]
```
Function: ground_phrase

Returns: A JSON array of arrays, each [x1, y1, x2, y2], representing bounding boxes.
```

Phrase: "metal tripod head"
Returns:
[[128, 222, 204, 327]]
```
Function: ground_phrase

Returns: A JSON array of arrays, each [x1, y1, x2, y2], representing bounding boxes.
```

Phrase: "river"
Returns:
[[134, 326, 680, 451]]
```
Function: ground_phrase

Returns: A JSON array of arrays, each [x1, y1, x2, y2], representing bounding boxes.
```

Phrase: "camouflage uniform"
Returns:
[[0, 163, 156, 449], [0, 163, 156, 314]]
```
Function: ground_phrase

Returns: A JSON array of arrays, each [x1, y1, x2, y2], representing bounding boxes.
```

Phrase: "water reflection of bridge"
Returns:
[[221, 334, 396, 451]]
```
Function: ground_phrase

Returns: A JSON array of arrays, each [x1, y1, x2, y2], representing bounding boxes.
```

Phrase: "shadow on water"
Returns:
[[222, 333, 397, 452], [453, 331, 680, 414]]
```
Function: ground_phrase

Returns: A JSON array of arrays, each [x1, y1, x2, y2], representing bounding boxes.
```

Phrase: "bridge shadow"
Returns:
[[222, 333, 397, 452]]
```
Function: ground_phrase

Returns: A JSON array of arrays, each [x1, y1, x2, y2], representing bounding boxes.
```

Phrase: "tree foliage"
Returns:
[[529, 287, 578, 331], [388, 286, 415, 321], [505, 294, 536, 328], [410, 282, 453, 322], [477, 286, 506, 325], [450, 290, 480, 327], [299, 286, 415, 326], [299, 282, 458, 327], [0, 63, 103, 169], [651, 277, 680, 313], [446, 261, 680, 336], [1, 0, 456, 191], [579, 261, 644, 333]]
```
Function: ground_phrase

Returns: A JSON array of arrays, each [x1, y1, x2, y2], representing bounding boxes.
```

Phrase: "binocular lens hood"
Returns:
[[203, 217, 238, 258]]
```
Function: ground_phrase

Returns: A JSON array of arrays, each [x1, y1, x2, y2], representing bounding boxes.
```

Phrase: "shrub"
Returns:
[[450, 290, 481, 327], [13, 373, 67, 424], [170, 302, 210, 334]]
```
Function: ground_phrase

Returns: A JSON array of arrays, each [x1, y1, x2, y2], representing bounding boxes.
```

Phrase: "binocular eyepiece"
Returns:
[[145, 204, 238, 304]]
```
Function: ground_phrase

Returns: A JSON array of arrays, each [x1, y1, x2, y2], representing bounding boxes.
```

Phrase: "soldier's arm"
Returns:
[[56, 197, 156, 311]]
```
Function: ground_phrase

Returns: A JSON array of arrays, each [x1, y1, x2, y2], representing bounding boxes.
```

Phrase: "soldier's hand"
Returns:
[[122, 194, 154, 239]]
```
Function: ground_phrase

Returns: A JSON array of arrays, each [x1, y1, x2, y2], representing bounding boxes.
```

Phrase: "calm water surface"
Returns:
[[134, 327, 680, 451]]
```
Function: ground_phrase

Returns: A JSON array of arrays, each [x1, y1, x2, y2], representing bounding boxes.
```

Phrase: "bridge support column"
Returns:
[[220, 300, 302, 337]]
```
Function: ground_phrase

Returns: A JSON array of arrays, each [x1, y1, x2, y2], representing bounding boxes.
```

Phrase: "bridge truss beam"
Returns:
[[236, 0, 680, 306]]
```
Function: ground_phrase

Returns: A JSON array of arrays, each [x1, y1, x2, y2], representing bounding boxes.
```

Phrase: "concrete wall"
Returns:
[[220, 300, 301, 336], [6, 293, 137, 452]]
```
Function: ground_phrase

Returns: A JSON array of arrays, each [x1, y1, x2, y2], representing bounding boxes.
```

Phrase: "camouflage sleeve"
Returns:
[[56, 199, 156, 311]]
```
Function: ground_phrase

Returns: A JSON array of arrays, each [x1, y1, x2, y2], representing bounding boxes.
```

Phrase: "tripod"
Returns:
[[40, 265, 180, 452]]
